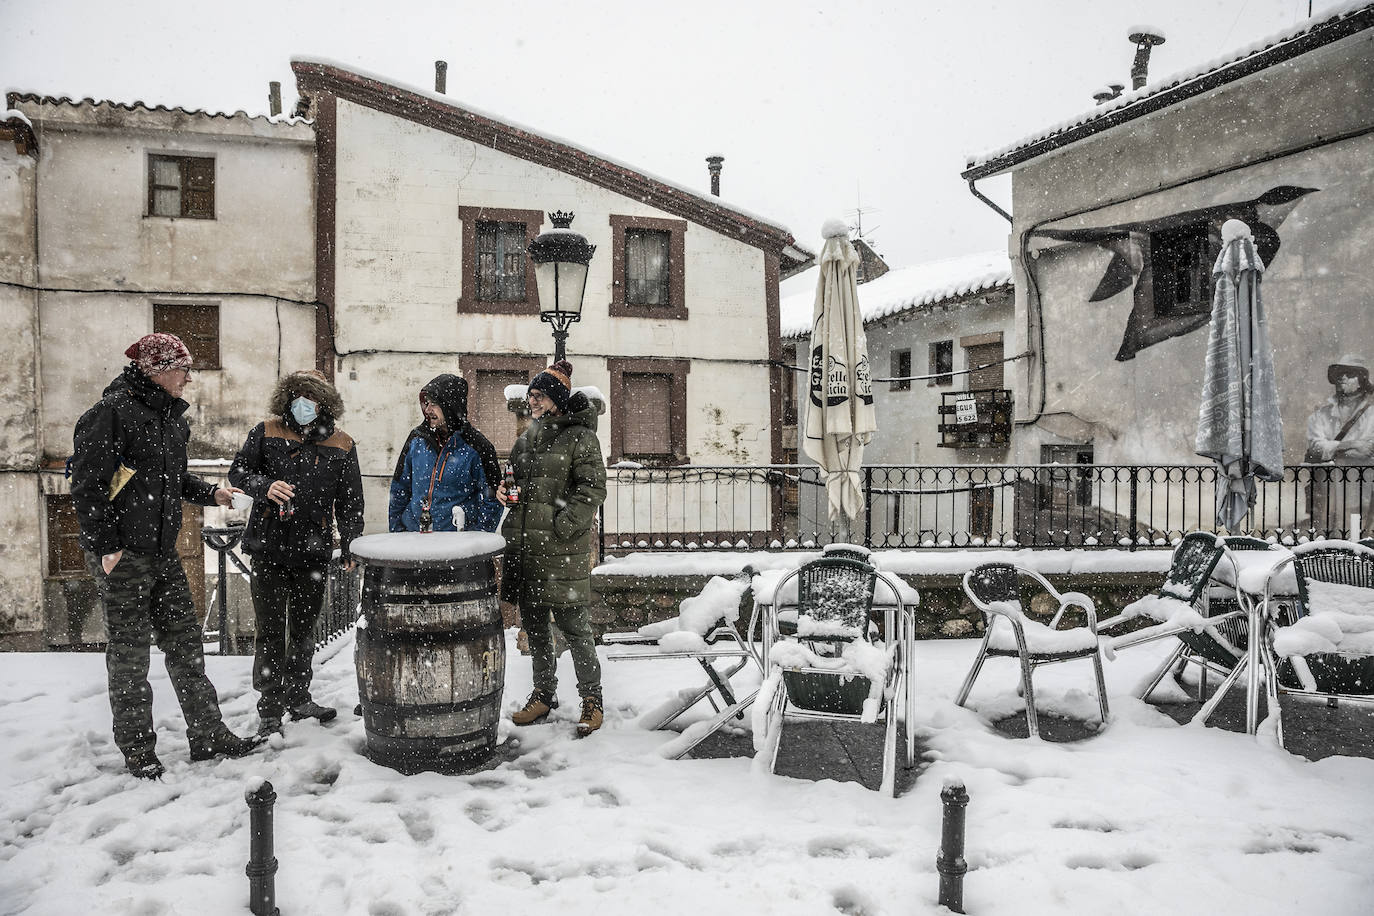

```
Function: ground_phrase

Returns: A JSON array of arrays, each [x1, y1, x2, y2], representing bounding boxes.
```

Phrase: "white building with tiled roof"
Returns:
[[0, 92, 317, 649], [780, 249, 1015, 468]]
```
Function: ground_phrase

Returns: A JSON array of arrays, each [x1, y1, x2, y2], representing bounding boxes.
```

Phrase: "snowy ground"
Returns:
[[3, 632, 1373, 916]]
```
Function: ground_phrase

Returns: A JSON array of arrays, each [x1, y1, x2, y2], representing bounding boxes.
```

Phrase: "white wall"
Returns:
[[331, 99, 778, 535]]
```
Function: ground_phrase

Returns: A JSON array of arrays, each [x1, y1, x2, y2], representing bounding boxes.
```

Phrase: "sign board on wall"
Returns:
[[955, 395, 979, 425]]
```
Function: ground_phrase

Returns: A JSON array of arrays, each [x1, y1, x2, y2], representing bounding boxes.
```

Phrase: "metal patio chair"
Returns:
[[1256, 540, 1374, 749], [758, 556, 917, 795], [956, 563, 1108, 738]]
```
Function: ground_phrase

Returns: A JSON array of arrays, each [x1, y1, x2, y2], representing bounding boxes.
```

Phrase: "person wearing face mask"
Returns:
[[1304, 354, 1374, 537], [229, 369, 365, 734], [388, 374, 502, 533]]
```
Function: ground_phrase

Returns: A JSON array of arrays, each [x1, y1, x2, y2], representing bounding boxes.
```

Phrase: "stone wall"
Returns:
[[589, 569, 1162, 639]]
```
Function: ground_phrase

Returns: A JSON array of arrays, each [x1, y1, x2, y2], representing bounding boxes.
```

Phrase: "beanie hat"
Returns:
[[528, 360, 573, 413], [125, 333, 193, 375]]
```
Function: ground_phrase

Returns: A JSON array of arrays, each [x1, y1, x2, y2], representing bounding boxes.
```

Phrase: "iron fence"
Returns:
[[599, 463, 1374, 556]]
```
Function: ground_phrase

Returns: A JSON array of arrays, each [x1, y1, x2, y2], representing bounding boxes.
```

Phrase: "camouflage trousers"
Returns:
[[520, 603, 601, 699], [249, 559, 327, 718], [86, 551, 225, 756]]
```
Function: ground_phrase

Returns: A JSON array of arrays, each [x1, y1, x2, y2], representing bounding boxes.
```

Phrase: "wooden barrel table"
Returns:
[[350, 532, 507, 773]]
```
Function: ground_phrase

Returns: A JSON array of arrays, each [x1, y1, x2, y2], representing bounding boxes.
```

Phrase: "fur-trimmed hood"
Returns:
[[269, 370, 345, 419]]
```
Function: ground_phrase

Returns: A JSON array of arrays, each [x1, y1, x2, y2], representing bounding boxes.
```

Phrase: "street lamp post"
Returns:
[[528, 211, 596, 362]]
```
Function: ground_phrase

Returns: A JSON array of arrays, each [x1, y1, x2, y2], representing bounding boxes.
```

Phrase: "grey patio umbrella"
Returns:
[[802, 219, 876, 539], [1196, 219, 1283, 530]]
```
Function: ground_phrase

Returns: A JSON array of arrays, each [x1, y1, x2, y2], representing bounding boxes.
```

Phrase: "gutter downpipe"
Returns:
[[966, 178, 1012, 224]]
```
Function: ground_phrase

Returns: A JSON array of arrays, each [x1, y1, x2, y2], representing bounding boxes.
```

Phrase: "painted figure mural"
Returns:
[[1036, 185, 1316, 360], [1305, 354, 1374, 536]]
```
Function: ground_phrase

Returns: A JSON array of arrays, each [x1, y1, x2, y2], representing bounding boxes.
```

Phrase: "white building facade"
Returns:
[[0, 95, 316, 648]]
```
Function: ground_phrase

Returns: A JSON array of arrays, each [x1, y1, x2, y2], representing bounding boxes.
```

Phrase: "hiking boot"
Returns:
[[576, 695, 604, 737], [125, 748, 164, 780], [511, 689, 559, 726], [290, 700, 338, 723], [189, 727, 266, 762], [257, 716, 284, 737]]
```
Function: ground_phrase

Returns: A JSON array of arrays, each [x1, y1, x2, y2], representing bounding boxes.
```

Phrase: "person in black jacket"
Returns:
[[229, 370, 365, 734], [71, 333, 262, 779]]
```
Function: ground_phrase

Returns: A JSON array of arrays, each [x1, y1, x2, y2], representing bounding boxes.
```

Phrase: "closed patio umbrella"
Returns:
[[1196, 219, 1283, 531], [802, 220, 876, 538]]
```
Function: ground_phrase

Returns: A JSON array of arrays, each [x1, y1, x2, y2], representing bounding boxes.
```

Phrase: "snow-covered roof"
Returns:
[[290, 58, 815, 274], [4, 91, 310, 128], [778, 249, 1012, 339], [964, 1, 1374, 178]]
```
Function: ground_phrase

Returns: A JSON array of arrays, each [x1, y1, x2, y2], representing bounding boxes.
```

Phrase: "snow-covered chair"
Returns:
[[602, 568, 759, 757], [756, 556, 917, 795], [1259, 541, 1374, 749], [955, 563, 1108, 738], [1098, 532, 1257, 706]]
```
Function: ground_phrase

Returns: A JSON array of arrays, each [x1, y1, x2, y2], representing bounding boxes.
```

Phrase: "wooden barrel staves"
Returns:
[[350, 532, 507, 773]]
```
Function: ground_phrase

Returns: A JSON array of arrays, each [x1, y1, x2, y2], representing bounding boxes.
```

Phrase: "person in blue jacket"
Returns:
[[389, 374, 502, 532]]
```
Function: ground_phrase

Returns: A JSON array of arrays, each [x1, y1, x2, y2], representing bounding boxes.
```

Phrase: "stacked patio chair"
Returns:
[[1257, 540, 1374, 749], [758, 556, 917, 795], [1097, 532, 1261, 710], [601, 567, 760, 759], [956, 563, 1109, 738]]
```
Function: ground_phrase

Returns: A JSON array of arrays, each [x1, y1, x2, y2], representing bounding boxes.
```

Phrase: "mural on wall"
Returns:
[[1305, 354, 1374, 535], [1035, 185, 1317, 360]]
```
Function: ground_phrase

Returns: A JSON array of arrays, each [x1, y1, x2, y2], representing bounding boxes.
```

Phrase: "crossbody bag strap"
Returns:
[[1333, 396, 1372, 443]]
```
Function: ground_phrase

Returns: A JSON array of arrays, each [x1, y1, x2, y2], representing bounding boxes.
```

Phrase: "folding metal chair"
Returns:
[[1098, 532, 1259, 709], [1256, 540, 1374, 749], [758, 557, 917, 795], [956, 563, 1108, 738], [602, 569, 760, 759]]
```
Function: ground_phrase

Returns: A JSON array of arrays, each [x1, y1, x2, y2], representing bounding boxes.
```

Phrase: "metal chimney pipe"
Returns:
[[706, 155, 724, 196], [435, 60, 448, 94], [268, 81, 281, 116], [1128, 29, 1166, 90]]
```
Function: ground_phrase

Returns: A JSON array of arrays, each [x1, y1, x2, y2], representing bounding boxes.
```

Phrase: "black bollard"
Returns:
[[245, 781, 280, 916], [937, 781, 969, 913]]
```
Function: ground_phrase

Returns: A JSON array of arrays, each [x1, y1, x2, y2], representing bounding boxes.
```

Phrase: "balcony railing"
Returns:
[[938, 388, 1012, 448], [598, 463, 1374, 559]]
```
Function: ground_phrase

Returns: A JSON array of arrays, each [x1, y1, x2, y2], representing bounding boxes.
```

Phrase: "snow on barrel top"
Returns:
[[350, 532, 506, 566]]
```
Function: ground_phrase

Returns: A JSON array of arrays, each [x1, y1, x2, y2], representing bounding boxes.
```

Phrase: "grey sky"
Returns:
[[2, 0, 1337, 298]]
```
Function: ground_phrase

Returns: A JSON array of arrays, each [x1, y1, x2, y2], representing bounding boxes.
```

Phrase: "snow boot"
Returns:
[[512, 689, 559, 725], [257, 715, 284, 737], [189, 727, 265, 762], [125, 748, 164, 780], [576, 695, 604, 737], [290, 700, 338, 723]]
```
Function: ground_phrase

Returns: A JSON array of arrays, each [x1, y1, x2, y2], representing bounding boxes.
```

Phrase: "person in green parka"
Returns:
[[498, 360, 608, 736]]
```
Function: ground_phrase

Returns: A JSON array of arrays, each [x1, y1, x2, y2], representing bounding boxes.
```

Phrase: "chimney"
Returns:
[[706, 155, 724, 196], [1128, 27, 1166, 90], [268, 81, 282, 116], [1091, 82, 1125, 106], [435, 60, 448, 94]]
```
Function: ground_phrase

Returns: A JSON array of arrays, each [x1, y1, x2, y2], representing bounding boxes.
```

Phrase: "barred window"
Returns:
[[475, 221, 529, 303]]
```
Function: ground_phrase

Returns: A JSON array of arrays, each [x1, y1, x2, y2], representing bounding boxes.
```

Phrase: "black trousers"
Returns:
[[86, 551, 225, 756], [250, 559, 327, 718]]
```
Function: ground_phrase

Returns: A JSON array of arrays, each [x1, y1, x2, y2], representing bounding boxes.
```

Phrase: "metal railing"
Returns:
[[599, 463, 1374, 555], [201, 525, 360, 654]]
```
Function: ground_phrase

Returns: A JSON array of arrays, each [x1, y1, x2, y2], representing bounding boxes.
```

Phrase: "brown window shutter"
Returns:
[[475, 369, 530, 455], [623, 373, 672, 456], [181, 157, 215, 218], [966, 342, 1004, 390]]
